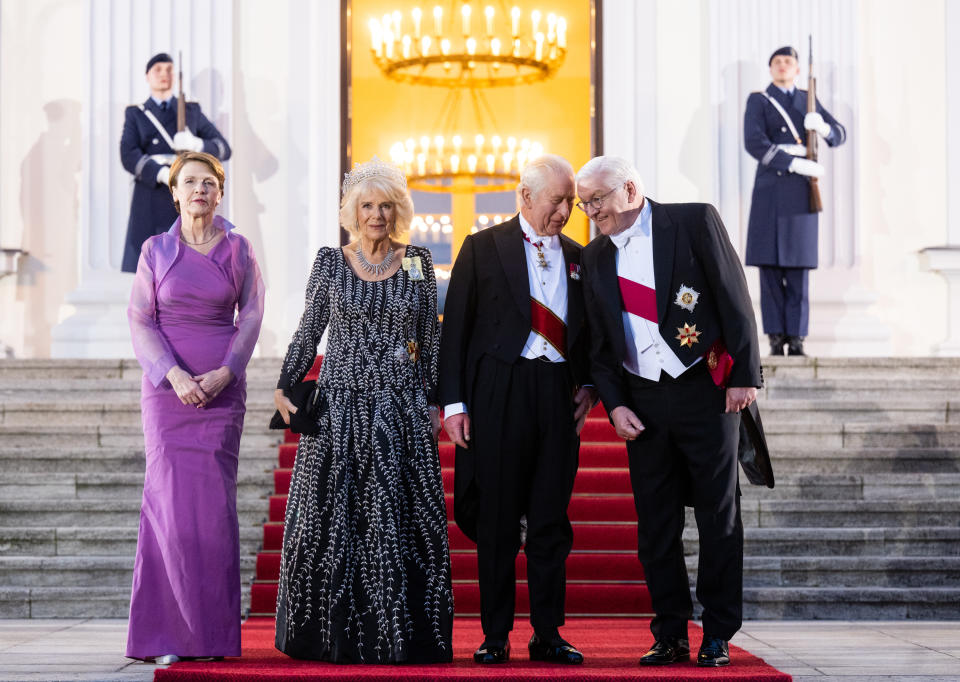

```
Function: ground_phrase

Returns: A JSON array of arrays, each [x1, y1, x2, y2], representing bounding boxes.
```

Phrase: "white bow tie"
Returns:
[[610, 222, 645, 249]]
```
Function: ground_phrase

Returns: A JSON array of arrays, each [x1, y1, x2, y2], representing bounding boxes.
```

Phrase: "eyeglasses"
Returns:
[[575, 184, 622, 214]]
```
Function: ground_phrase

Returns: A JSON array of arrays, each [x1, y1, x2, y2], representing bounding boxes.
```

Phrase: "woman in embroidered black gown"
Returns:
[[273, 158, 453, 663]]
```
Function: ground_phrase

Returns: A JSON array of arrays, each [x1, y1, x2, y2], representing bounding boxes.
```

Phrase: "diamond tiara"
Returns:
[[341, 156, 408, 197]]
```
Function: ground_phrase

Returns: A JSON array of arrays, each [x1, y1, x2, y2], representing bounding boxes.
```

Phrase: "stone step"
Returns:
[[763, 447, 960, 474], [0, 472, 273, 500], [760, 357, 960, 382], [0, 424, 279, 450], [759, 423, 960, 449], [0, 555, 256, 588], [761, 379, 960, 401], [0, 499, 270, 528], [688, 556, 960, 588], [741, 499, 960, 528], [0, 446, 277, 474], [741, 586, 960, 619], [0, 585, 252, 619], [0, 402, 277, 427], [739, 473, 960, 500], [0, 358, 284, 381], [690, 527, 960, 557], [750, 399, 953, 424], [0, 526, 263, 558]]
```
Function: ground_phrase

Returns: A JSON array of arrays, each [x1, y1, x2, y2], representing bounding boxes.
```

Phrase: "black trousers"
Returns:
[[470, 355, 579, 640], [758, 265, 809, 337], [624, 363, 743, 641]]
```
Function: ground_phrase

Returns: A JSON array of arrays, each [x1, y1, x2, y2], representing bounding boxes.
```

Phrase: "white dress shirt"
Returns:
[[444, 214, 568, 418], [614, 200, 690, 381]]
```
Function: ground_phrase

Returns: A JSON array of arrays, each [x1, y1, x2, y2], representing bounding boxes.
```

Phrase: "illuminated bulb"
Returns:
[[421, 35, 431, 55], [521, 138, 531, 150], [517, 150, 527, 168], [535, 32, 544, 60], [431, 222, 441, 233], [392, 11, 402, 34], [502, 151, 513, 171], [532, 9, 541, 34], [471, 226, 479, 234], [417, 153, 426, 175], [419, 222, 429, 233], [485, 6, 495, 36], [479, 215, 489, 225], [405, 138, 416, 152], [420, 136, 430, 152], [452, 135, 462, 152], [491, 136, 501, 151], [467, 154, 478, 173], [370, 19, 383, 56], [547, 13, 556, 41], [511, 6, 520, 36], [424, 215, 434, 224], [434, 135, 444, 155], [382, 13, 392, 31], [440, 215, 451, 224], [451, 154, 460, 173], [412, 7, 422, 38], [475, 134, 484, 151], [493, 214, 502, 223], [385, 30, 394, 58], [467, 37, 477, 55], [441, 38, 451, 55], [441, 223, 453, 234], [491, 37, 501, 56], [486, 154, 495, 173], [557, 18, 567, 48], [461, 4, 471, 35], [507, 136, 517, 151], [402, 35, 411, 59], [433, 6, 442, 35]]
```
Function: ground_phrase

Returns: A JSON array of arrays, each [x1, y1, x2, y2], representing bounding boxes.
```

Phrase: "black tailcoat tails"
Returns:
[[582, 199, 761, 643], [119, 97, 231, 272], [437, 215, 589, 639]]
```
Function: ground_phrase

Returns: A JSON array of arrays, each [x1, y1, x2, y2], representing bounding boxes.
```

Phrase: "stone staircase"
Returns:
[[1, 357, 959, 619]]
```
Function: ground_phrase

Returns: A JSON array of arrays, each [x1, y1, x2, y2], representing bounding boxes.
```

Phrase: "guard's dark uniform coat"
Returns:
[[119, 97, 231, 272], [744, 83, 845, 269]]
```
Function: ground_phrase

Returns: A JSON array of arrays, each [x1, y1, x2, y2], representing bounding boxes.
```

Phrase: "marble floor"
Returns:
[[0, 619, 957, 681]]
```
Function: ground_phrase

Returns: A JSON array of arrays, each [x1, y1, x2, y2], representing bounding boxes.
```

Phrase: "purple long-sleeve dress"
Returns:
[[126, 215, 264, 659]]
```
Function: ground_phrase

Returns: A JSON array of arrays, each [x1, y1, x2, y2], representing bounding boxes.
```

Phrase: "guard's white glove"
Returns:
[[156, 165, 171, 186], [788, 158, 825, 178], [173, 130, 204, 152], [804, 112, 832, 137]]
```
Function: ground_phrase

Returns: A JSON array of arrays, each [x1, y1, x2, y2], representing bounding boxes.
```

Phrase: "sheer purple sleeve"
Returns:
[[221, 238, 265, 379], [127, 240, 177, 388]]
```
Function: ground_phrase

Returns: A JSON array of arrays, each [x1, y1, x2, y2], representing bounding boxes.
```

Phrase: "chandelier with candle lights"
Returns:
[[369, 2, 567, 88], [389, 132, 544, 193]]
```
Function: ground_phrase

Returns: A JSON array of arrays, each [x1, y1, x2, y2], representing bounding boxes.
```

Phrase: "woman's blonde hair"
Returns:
[[339, 174, 414, 239], [168, 152, 225, 213]]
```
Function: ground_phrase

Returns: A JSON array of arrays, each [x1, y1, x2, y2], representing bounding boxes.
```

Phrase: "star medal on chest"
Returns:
[[406, 340, 421, 362], [569, 263, 581, 281], [523, 233, 549, 269], [674, 284, 700, 312], [402, 255, 424, 281], [676, 322, 702, 348]]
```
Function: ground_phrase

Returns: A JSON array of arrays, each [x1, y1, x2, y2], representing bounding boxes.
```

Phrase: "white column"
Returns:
[[51, 0, 234, 358], [920, 0, 960, 355]]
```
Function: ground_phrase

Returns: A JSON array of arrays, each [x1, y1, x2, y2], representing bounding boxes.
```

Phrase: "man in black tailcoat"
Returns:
[[744, 45, 846, 356], [577, 156, 761, 668], [438, 154, 594, 665], [119, 52, 231, 272]]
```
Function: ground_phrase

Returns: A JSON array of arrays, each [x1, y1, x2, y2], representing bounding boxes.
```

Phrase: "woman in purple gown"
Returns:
[[126, 151, 265, 664]]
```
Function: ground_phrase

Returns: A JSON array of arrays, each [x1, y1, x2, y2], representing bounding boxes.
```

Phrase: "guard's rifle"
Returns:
[[176, 50, 187, 134], [806, 35, 823, 213]]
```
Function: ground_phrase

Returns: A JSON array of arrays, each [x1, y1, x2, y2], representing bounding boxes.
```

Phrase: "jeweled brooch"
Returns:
[[674, 284, 700, 312]]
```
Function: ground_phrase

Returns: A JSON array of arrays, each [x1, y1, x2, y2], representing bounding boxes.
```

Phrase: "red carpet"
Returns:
[[157, 617, 790, 681], [157, 357, 789, 679]]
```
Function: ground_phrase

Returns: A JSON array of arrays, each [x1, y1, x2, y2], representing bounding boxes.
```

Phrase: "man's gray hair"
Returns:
[[576, 156, 645, 197], [518, 154, 575, 198]]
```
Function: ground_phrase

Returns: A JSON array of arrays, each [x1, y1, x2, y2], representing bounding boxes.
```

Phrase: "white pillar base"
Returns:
[[920, 247, 960, 356], [50, 271, 134, 358]]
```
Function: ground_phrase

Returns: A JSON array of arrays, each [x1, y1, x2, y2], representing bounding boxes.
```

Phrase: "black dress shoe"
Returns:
[[473, 639, 510, 664], [768, 333, 786, 356], [639, 636, 690, 665], [786, 335, 806, 356], [528, 634, 584, 664], [697, 636, 730, 667]]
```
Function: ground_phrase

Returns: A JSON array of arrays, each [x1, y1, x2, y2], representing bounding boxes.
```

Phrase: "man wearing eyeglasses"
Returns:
[[576, 156, 761, 668]]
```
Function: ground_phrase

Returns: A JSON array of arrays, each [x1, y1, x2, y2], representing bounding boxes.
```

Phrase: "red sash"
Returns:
[[705, 339, 734, 388], [618, 276, 658, 323], [530, 298, 566, 356]]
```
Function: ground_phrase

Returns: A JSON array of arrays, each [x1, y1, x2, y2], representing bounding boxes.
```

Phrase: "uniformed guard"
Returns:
[[119, 52, 231, 273], [743, 45, 846, 356]]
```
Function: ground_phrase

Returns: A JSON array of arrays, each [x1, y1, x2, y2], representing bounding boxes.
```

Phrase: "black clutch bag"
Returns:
[[738, 401, 774, 488], [269, 381, 325, 436]]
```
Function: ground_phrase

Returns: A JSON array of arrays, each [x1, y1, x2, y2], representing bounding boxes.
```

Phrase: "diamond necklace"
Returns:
[[354, 242, 395, 276]]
